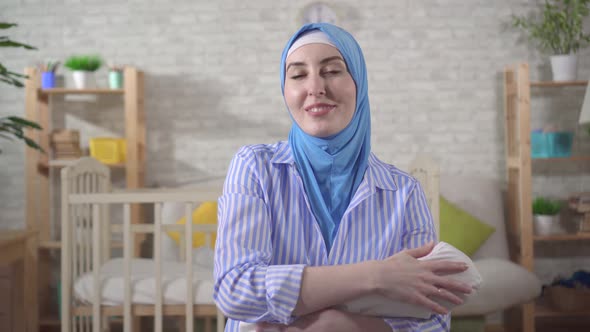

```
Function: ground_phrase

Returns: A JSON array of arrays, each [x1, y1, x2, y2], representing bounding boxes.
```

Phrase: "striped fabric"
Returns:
[[214, 141, 449, 332]]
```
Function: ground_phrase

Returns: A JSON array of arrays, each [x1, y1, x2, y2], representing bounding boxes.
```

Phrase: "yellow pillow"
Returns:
[[167, 201, 217, 249]]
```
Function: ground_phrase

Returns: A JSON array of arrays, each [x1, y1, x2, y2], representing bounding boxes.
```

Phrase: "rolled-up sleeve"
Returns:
[[213, 147, 304, 324]]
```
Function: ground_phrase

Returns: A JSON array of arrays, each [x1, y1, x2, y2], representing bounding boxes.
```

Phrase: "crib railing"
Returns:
[[61, 187, 224, 332]]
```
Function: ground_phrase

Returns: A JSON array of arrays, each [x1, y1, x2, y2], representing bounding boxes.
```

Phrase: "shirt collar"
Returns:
[[365, 154, 398, 192], [271, 141, 295, 165], [272, 141, 397, 193]]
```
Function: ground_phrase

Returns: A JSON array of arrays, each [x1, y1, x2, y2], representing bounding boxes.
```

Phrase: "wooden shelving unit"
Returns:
[[23, 67, 145, 330], [534, 233, 590, 241], [504, 63, 590, 332]]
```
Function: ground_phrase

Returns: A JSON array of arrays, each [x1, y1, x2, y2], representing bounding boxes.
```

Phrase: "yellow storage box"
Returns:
[[89, 137, 126, 164]]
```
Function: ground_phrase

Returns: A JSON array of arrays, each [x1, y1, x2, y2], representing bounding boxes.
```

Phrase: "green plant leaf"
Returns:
[[0, 23, 17, 29], [64, 55, 103, 72], [6, 116, 43, 129], [0, 21, 43, 154], [23, 136, 43, 151], [0, 40, 37, 50], [0, 76, 23, 87], [0, 22, 36, 88], [533, 197, 562, 215]]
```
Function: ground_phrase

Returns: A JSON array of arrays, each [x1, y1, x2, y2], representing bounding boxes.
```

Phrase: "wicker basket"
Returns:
[[546, 285, 590, 312]]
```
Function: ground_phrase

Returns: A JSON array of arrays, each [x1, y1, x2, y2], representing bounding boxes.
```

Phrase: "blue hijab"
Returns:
[[280, 23, 371, 252]]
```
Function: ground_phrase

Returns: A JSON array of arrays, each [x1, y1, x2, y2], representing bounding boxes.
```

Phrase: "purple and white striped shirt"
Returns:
[[213, 141, 449, 331]]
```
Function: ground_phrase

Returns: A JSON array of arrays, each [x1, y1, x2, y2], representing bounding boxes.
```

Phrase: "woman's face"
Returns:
[[284, 43, 356, 138]]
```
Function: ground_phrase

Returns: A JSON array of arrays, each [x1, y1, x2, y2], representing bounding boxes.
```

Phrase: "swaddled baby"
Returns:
[[239, 242, 482, 332]]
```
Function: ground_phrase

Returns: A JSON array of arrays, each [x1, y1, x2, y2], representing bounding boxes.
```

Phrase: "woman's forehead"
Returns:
[[285, 43, 343, 65]]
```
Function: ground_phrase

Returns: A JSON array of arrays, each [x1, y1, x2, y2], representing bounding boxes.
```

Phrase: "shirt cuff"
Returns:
[[383, 318, 398, 331], [383, 314, 450, 332], [264, 264, 305, 324]]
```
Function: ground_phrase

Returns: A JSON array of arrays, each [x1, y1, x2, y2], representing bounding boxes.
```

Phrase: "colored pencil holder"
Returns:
[[108, 71, 123, 89], [41, 71, 56, 89]]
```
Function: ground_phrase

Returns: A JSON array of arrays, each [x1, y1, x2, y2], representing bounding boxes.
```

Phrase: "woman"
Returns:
[[213, 23, 472, 332]]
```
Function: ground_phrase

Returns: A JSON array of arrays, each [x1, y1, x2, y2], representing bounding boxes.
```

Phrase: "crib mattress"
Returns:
[[74, 257, 215, 306]]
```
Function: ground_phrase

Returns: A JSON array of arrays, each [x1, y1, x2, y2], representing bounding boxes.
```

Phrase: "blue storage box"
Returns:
[[531, 131, 574, 158]]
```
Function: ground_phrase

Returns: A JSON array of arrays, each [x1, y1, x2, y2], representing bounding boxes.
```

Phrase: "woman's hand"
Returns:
[[372, 241, 473, 315], [255, 309, 391, 332]]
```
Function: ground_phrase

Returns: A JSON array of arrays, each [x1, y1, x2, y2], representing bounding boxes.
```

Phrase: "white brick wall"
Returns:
[[2, 0, 590, 281]]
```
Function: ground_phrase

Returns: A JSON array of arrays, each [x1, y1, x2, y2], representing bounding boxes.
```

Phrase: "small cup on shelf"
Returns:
[[41, 71, 56, 89], [39, 61, 60, 89], [108, 64, 124, 89], [108, 70, 123, 89]]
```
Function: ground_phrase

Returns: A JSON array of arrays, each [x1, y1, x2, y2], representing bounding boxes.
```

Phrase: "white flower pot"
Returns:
[[72, 70, 95, 89], [533, 214, 565, 235], [550, 54, 578, 82]]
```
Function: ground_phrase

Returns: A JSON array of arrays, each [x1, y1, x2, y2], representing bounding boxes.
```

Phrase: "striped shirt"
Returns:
[[213, 141, 449, 331]]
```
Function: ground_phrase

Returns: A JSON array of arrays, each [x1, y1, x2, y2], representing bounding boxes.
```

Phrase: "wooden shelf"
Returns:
[[531, 80, 588, 87], [39, 240, 124, 250], [40, 315, 61, 326], [39, 88, 124, 95], [534, 232, 590, 241], [42, 159, 126, 169], [39, 241, 61, 250], [535, 301, 590, 318], [532, 155, 590, 162]]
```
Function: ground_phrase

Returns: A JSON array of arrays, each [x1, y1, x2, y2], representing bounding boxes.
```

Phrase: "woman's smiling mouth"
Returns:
[[305, 103, 335, 116]]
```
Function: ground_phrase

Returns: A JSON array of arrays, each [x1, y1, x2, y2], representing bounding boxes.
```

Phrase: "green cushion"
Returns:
[[450, 316, 485, 332], [440, 196, 495, 256]]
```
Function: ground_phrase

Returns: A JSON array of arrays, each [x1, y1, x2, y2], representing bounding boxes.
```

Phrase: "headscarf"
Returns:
[[280, 23, 371, 252]]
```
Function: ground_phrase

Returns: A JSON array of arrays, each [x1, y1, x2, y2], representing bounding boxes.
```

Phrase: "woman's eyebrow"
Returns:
[[286, 56, 345, 72], [319, 56, 345, 65], [286, 61, 305, 72]]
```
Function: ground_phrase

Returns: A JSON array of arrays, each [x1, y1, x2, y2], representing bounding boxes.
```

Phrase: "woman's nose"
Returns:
[[307, 75, 326, 96]]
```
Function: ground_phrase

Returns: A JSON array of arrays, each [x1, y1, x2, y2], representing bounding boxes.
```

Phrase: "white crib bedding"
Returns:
[[74, 257, 215, 306]]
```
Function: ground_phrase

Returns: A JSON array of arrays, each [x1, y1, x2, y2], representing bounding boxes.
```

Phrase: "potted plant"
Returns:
[[512, 0, 590, 81], [0, 22, 43, 153], [532, 197, 564, 235], [64, 55, 103, 89]]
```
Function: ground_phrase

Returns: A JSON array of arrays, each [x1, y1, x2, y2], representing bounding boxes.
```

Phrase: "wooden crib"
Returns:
[[59, 155, 439, 332], [60, 157, 224, 332]]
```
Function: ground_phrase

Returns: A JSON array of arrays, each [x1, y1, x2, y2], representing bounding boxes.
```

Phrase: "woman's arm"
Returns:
[[214, 148, 306, 324], [293, 243, 469, 317], [215, 149, 470, 329], [293, 178, 471, 332], [379, 179, 456, 331], [293, 176, 472, 318], [256, 309, 392, 332]]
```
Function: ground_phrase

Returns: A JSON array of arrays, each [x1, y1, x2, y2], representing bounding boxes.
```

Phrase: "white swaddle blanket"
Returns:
[[239, 242, 482, 332]]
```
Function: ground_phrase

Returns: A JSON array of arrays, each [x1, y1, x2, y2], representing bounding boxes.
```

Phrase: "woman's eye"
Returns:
[[323, 70, 341, 76], [289, 73, 306, 79]]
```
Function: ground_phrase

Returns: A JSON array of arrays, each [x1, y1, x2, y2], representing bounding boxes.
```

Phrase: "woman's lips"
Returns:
[[305, 103, 335, 116]]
